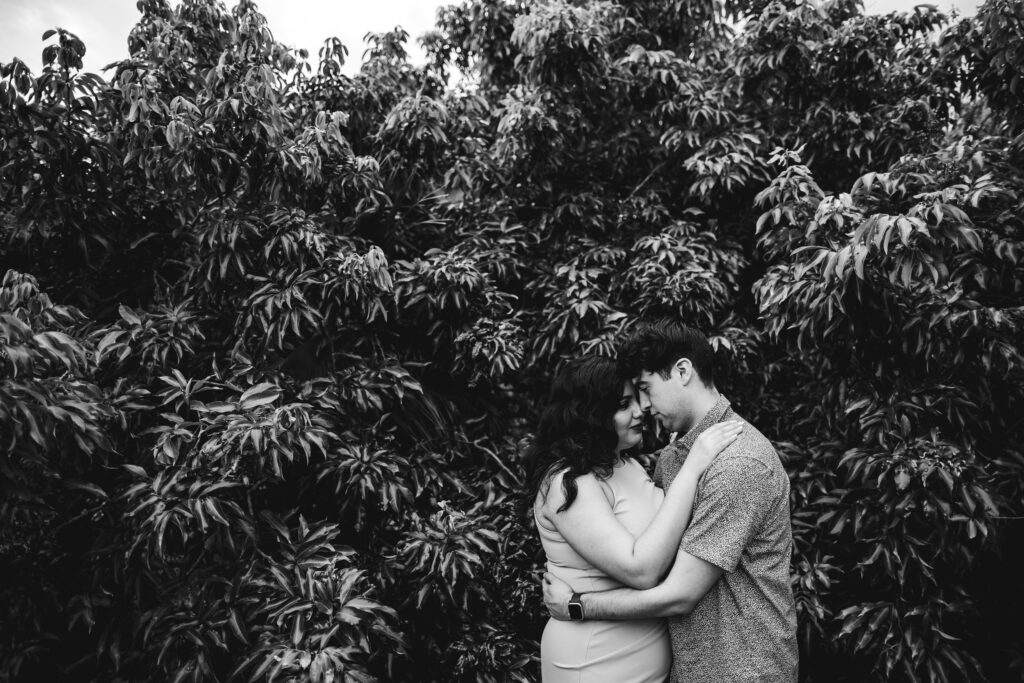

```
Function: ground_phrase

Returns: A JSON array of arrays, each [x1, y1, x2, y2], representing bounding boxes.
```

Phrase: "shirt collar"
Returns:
[[674, 394, 732, 453]]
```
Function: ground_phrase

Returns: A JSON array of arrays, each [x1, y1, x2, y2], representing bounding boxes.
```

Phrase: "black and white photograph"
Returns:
[[1, 0, 1020, 680]]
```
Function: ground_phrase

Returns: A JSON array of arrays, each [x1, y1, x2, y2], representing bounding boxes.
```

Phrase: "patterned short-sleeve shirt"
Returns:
[[655, 395, 799, 683]]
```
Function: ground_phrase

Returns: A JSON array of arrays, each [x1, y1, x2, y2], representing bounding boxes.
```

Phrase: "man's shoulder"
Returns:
[[703, 425, 785, 493], [720, 417, 778, 466], [704, 451, 769, 486]]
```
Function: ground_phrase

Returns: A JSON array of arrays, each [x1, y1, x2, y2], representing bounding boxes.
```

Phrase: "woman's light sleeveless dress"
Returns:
[[535, 458, 671, 682]]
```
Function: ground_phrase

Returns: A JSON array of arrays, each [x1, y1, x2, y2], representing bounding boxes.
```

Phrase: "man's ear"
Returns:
[[673, 358, 693, 384]]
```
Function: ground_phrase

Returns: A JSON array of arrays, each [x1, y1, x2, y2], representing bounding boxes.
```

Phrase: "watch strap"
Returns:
[[568, 591, 585, 620]]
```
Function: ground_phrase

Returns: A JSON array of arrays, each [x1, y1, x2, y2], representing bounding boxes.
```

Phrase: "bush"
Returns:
[[1, 0, 1021, 680]]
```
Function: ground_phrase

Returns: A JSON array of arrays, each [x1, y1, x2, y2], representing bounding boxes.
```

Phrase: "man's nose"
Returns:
[[638, 394, 651, 411]]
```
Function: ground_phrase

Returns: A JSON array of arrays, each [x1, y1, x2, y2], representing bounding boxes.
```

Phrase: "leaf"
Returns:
[[238, 382, 281, 410], [33, 331, 84, 370], [227, 610, 248, 644], [96, 330, 123, 354], [118, 305, 142, 326], [65, 479, 108, 498], [835, 246, 851, 280], [202, 401, 237, 414]]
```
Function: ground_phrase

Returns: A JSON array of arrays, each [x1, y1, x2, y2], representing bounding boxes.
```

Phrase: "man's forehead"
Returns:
[[636, 370, 659, 383]]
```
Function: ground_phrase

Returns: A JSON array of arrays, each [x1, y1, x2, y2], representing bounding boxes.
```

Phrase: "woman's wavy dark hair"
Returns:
[[524, 356, 631, 514]]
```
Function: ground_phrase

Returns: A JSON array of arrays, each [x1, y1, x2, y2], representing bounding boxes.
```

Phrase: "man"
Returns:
[[543, 320, 798, 682]]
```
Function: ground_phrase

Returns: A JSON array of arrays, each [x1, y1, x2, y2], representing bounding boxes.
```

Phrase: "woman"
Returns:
[[527, 356, 741, 682]]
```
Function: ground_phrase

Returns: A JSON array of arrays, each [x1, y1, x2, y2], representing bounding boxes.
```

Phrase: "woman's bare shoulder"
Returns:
[[536, 468, 603, 513], [539, 469, 617, 524]]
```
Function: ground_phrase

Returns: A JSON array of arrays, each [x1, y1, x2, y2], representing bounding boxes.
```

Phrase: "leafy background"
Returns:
[[1, 0, 1022, 681]]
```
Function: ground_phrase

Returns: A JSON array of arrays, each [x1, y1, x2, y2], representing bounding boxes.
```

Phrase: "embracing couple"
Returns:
[[526, 320, 798, 682]]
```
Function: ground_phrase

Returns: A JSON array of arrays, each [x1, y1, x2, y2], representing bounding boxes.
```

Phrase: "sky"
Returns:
[[0, 0, 983, 76]]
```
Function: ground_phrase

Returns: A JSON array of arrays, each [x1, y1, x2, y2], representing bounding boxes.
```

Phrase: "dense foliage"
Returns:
[[1, 0, 1022, 680]]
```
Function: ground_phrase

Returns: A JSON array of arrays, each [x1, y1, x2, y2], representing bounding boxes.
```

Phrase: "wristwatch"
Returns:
[[568, 592, 585, 621]]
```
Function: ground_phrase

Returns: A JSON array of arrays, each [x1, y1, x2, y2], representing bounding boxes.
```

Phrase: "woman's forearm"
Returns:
[[621, 468, 700, 587]]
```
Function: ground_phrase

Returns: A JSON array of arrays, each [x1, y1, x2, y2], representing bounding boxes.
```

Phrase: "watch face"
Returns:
[[568, 601, 583, 620]]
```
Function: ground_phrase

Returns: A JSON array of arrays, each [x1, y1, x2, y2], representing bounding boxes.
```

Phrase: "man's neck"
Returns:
[[684, 388, 722, 434]]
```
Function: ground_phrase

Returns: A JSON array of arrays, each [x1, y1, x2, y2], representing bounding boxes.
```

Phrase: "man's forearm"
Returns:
[[581, 581, 691, 620], [543, 551, 719, 622]]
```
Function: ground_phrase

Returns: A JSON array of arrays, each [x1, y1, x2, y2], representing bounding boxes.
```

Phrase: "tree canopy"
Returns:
[[1, 0, 1022, 681]]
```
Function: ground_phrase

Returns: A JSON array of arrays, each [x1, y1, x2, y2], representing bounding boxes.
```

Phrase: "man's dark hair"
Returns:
[[618, 319, 716, 387]]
